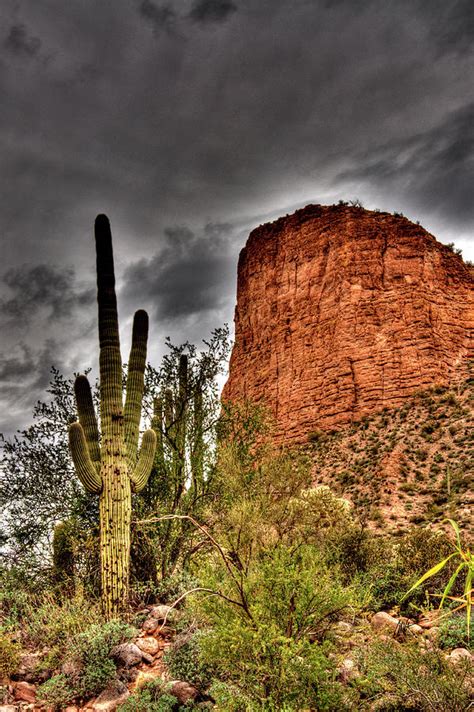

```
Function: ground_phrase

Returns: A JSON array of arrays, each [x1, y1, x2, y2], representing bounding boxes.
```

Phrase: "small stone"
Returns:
[[338, 658, 359, 683], [111, 643, 146, 668], [150, 605, 177, 623], [424, 626, 439, 642], [335, 621, 352, 634], [168, 681, 199, 704], [13, 681, 36, 703], [408, 624, 423, 635], [92, 679, 129, 711], [0, 706, 18, 712], [371, 611, 399, 632], [136, 637, 160, 656], [62, 659, 81, 677], [14, 652, 43, 683], [65, 707, 79, 712], [142, 617, 159, 634], [135, 670, 162, 689], [449, 648, 473, 664]]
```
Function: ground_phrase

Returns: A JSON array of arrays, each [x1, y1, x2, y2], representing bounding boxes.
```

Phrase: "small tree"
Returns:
[[133, 327, 231, 583]]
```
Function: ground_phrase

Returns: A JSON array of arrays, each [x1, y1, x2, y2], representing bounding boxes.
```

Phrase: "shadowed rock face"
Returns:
[[223, 204, 474, 443]]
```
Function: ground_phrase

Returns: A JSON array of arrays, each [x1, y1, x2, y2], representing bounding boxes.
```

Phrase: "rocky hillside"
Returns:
[[308, 372, 473, 533], [223, 204, 474, 443]]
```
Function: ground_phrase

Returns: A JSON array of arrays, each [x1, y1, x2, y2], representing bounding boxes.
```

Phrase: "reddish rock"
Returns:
[[13, 681, 36, 703], [223, 205, 474, 443], [169, 680, 199, 704], [371, 611, 399, 632], [136, 636, 160, 656]]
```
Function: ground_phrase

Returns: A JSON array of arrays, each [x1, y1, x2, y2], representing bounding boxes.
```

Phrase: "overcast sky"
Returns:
[[1, 0, 473, 435]]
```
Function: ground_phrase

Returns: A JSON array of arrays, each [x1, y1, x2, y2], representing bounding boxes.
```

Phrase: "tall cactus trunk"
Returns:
[[69, 215, 156, 617], [99, 471, 131, 617]]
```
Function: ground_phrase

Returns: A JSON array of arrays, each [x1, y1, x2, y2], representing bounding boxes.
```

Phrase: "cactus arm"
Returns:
[[74, 375, 101, 471], [192, 385, 204, 485], [124, 310, 149, 466], [69, 422, 103, 493], [95, 214, 123, 435], [130, 429, 157, 492]]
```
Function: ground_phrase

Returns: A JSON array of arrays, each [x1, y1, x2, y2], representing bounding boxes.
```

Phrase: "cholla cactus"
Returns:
[[69, 215, 156, 617]]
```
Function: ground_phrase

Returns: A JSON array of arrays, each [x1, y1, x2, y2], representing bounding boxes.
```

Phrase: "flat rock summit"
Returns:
[[223, 204, 474, 443]]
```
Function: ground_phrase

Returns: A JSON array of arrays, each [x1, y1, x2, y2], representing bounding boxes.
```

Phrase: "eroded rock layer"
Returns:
[[223, 204, 474, 443]]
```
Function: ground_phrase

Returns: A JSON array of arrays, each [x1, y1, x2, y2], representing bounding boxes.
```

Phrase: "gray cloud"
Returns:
[[4, 23, 41, 57], [415, 0, 474, 56], [335, 102, 474, 228], [1, 264, 94, 326], [0, 340, 66, 434], [189, 0, 237, 24], [138, 1, 176, 35], [0, 0, 473, 434], [122, 222, 236, 323]]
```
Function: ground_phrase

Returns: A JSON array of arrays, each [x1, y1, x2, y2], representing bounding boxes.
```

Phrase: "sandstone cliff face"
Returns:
[[223, 204, 474, 443]]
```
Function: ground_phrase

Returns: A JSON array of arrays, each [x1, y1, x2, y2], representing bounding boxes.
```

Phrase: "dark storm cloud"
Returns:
[[336, 102, 474, 226], [189, 0, 237, 24], [121, 222, 236, 323], [415, 0, 474, 56], [4, 23, 41, 58], [138, 1, 176, 35], [1, 264, 94, 326], [0, 0, 473, 433], [0, 344, 36, 382], [0, 340, 66, 434]]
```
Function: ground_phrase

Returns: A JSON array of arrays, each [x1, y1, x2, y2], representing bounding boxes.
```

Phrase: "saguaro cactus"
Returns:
[[69, 214, 156, 617]]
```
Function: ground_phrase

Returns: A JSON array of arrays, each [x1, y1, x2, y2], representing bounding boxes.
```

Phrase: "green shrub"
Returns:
[[195, 545, 357, 710], [117, 680, 179, 711], [26, 595, 102, 648], [72, 619, 137, 697], [37, 674, 75, 710], [369, 528, 453, 613], [358, 642, 473, 711], [154, 569, 199, 606], [164, 631, 213, 691], [439, 613, 473, 650], [0, 569, 31, 629], [0, 632, 20, 678]]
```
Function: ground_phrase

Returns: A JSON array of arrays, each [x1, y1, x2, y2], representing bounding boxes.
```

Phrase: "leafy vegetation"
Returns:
[[1, 342, 473, 709]]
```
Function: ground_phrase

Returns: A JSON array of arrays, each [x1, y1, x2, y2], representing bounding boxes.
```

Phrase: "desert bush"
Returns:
[[117, 680, 184, 711], [37, 674, 75, 709], [71, 619, 136, 697], [194, 545, 357, 710], [38, 619, 136, 703], [0, 631, 20, 678], [164, 630, 214, 691], [369, 527, 454, 613], [358, 641, 473, 711], [439, 612, 474, 650], [26, 594, 102, 648], [0, 568, 33, 629]]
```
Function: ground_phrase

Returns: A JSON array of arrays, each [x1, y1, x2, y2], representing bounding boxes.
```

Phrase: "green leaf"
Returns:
[[439, 562, 465, 609], [464, 569, 472, 641], [443, 518, 462, 552], [401, 553, 456, 600]]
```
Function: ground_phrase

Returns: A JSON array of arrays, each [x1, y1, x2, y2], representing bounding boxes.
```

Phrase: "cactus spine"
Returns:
[[68, 215, 156, 617]]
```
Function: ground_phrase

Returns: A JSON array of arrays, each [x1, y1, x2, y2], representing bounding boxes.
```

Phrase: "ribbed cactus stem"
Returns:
[[74, 374, 101, 470], [177, 355, 188, 461], [69, 422, 102, 493], [192, 385, 204, 484], [124, 310, 149, 468], [68, 214, 156, 617], [152, 396, 164, 464]]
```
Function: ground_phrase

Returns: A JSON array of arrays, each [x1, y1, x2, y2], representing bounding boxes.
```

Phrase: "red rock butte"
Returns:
[[223, 204, 474, 443]]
